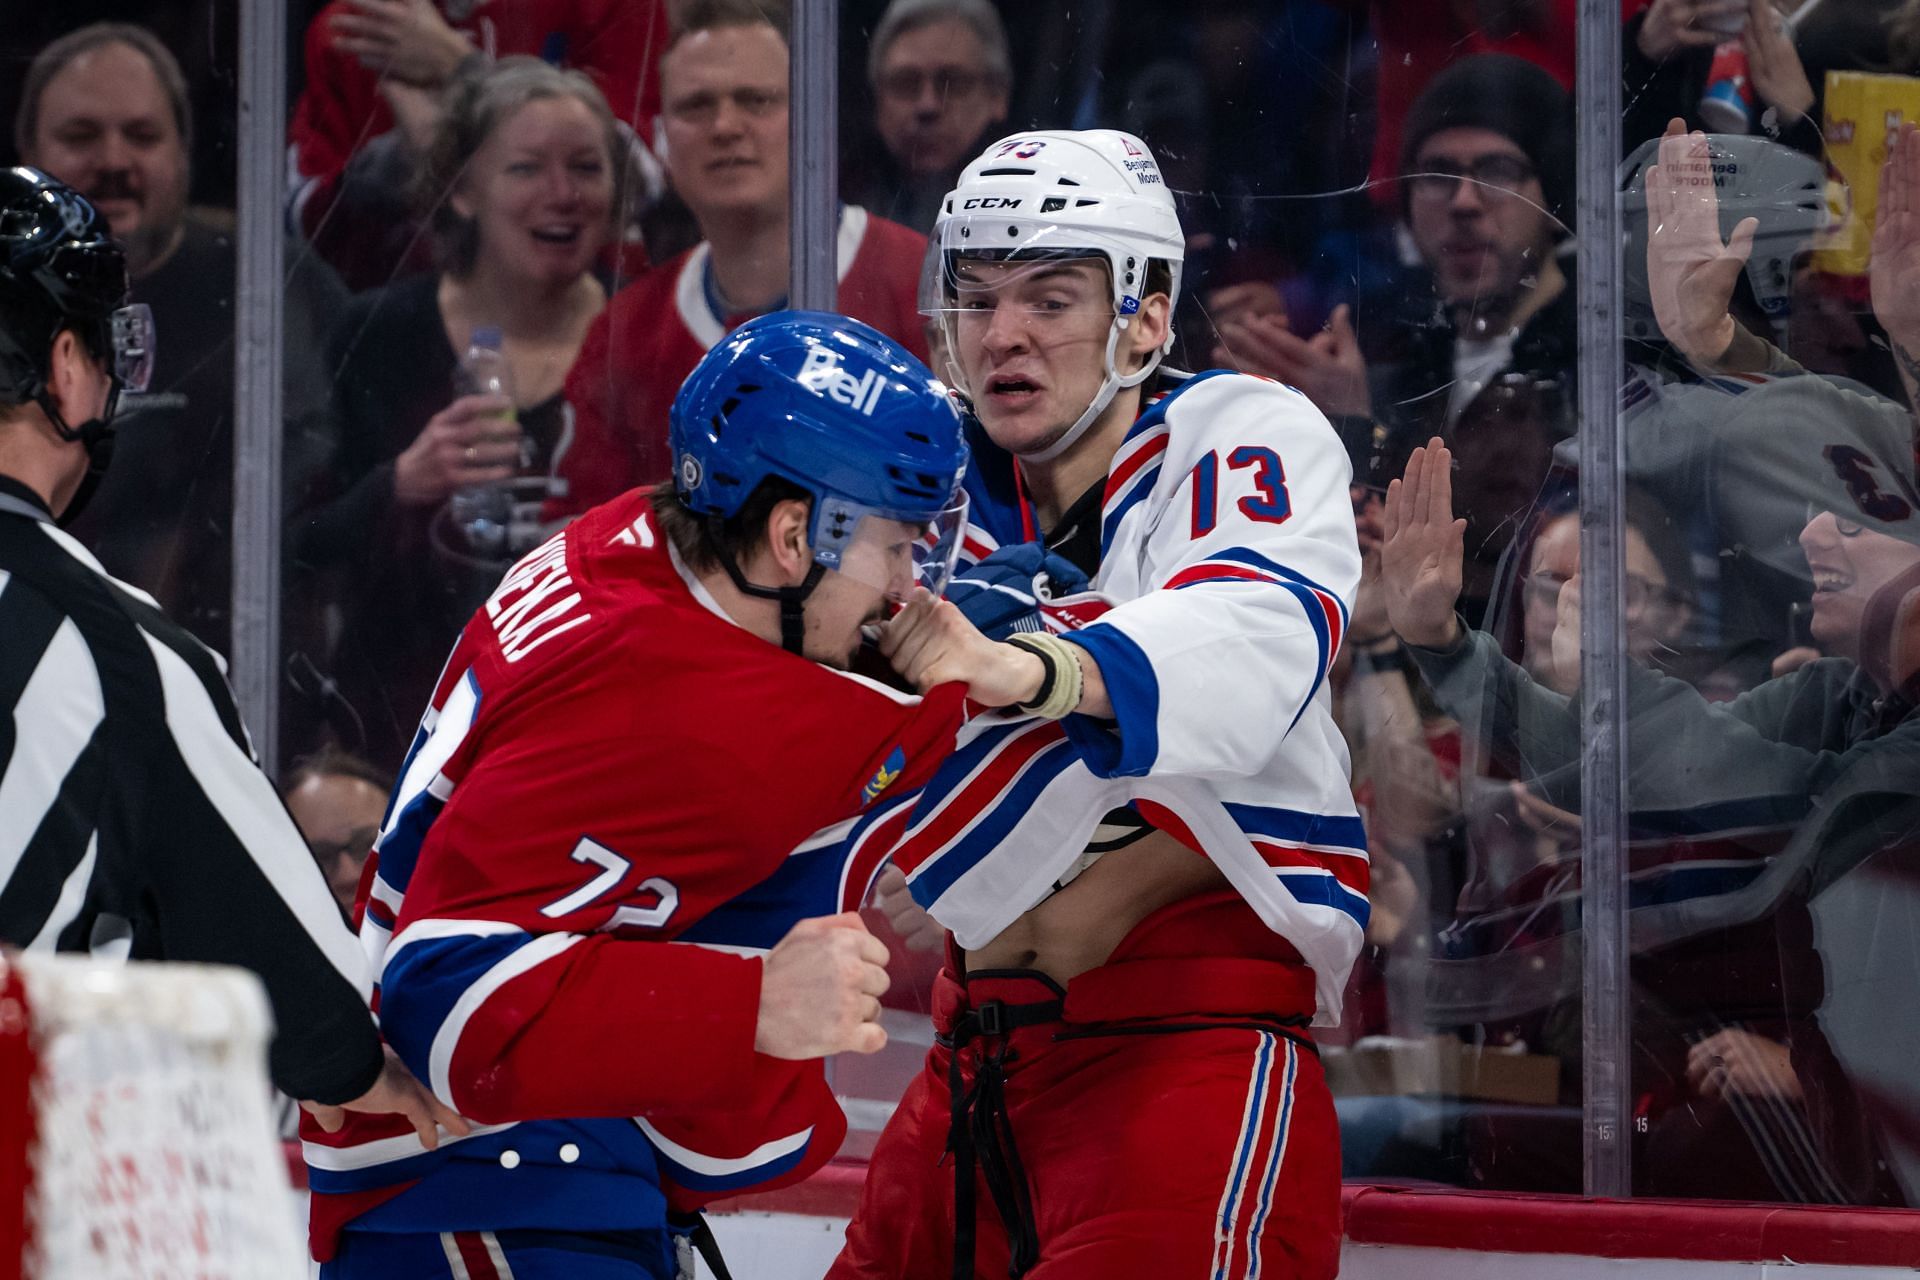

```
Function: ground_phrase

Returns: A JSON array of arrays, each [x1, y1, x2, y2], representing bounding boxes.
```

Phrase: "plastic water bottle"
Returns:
[[448, 326, 518, 558]]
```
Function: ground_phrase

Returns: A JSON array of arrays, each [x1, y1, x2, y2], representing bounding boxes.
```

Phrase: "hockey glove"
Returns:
[[944, 543, 1090, 641]]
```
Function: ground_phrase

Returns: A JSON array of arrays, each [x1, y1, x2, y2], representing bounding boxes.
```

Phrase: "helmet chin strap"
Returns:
[[710, 518, 827, 655], [36, 390, 117, 527], [1022, 320, 1165, 465]]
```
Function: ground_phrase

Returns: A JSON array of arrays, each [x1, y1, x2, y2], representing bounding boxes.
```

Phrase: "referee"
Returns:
[[0, 166, 460, 1145]]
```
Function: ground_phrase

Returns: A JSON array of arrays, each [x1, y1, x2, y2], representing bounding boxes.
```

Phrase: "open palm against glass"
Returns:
[[1644, 118, 1757, 366]]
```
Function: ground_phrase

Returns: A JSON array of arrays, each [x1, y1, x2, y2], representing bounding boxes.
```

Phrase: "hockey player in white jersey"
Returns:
[[831, 130, 1363, 1280]]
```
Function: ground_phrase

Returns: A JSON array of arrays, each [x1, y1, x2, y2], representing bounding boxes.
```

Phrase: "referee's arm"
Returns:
[[133, 620, 385, 1106]]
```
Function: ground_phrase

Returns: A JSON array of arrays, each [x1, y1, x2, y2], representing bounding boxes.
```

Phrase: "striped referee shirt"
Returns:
[[0, 474, 382, 1104]]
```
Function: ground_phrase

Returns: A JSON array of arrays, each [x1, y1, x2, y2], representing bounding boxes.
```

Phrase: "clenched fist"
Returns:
[[754, 913, 892, 1059]]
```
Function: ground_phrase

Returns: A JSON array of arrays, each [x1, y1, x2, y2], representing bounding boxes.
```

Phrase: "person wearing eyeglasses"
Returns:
[[856, 0, 1012, 236], [1212, 54, 1575, 483], [1382, 438, 1920, 1204], [283, 747, 392, 915], [552, 0, 932, 518]]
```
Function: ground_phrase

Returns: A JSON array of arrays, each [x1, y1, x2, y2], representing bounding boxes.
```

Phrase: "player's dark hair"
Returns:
[[650, 475, 812, 574], [669, 0, 791, 50]]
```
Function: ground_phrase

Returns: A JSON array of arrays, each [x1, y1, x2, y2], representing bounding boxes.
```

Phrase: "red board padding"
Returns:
[[1340, 1184, 1920, 1268], [281, 1143, 1920, 1267]]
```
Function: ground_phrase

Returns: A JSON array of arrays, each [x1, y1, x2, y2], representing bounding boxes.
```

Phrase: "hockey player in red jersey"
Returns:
[[828, 131, 1362, 1279], [303, 311, 972, 1278], [553, 0, 929, 514]]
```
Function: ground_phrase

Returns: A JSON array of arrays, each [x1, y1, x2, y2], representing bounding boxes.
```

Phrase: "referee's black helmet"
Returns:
[[0, 166, 133, 408]]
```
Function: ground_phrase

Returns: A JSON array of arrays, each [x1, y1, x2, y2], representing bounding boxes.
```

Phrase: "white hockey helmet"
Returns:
[[927, 129, 1186, 461]]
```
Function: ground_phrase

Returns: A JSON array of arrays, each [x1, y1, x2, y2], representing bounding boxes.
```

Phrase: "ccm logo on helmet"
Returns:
[[799, 347, 885, 416], [961, 196, 1021, 210]]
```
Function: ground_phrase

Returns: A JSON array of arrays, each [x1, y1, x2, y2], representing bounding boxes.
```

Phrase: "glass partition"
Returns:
[[65, 0, 1914, 1230]]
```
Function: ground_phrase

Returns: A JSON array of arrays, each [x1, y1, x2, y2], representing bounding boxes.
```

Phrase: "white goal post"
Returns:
[[0, 952, 307, 1280]]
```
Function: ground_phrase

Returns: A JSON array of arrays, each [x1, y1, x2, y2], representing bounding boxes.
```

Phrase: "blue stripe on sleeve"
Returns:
[[1275, 872, 1371, 928], [908, 739, 1081, 908], [1223, 802, 1368, 854], [379, 930, 535, 1083], [1060, 623, 1161, 778]]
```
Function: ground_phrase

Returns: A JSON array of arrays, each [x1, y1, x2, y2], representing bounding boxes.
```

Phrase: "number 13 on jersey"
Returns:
[[1191, 446, 1292, 538]]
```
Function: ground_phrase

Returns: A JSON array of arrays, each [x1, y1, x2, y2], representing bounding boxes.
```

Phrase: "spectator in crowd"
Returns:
[[282, 747, 390, 915], [1382, 439, 1920, 1203], [287, 0, 668, 292], [1623, 0, 1849, 160], [1319, 0, 1574, 215], [14, 22, 347, 662], [853, 0, 1011, 236], [553, 0, 929, 515], [296, 56, 621, 774], [1215, 54, 1575, 476]]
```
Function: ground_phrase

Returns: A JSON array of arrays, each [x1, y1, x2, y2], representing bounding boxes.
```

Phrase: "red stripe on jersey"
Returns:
[[1103, 431, 1170, 506], [1164, 563, 1275, 590], [453, 1231, 500, 1278], [894, 722, 1068, 875], [1310, 587, 1345, 660], [839, 804, 917, 913], [1251, 840, 1370, 897]]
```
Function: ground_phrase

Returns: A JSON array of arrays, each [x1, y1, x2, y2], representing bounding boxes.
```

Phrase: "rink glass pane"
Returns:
[[215, 0, 1920, 1210], [1613, 2, 1920, 1206], [1, 6, 238, 707]]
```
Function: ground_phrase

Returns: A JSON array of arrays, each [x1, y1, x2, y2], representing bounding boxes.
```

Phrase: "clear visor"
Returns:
[[919, 227, 1125, 323], [111, 303, 154, 393], [920, 234, 1121, 402], [813, 492, 970, 603]]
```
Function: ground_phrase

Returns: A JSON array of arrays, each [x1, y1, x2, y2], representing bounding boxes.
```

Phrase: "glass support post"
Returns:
[[789, 0, 840, 312], [232, 0, 288, 775], [1575, 0, 1632, 1200]]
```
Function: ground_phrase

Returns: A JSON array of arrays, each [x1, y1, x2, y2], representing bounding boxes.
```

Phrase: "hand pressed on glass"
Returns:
[[1644, 118, 1757, 367]]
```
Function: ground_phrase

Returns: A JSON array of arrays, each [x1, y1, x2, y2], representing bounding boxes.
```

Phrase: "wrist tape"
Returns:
[[1005, 632, 1085, 720]]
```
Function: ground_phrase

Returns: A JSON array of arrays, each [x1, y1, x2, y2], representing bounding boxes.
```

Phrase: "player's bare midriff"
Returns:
[[962, 828, 1227, 986]]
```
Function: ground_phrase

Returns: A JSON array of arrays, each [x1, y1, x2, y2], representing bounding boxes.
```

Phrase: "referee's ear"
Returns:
[[43, 327, 112, 435]]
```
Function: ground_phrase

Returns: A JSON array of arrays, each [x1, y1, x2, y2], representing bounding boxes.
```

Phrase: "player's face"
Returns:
[[456, 95, 614, 289], [1800, 511, 1920, 664], [1406, 127, 1554, 314], [804, 517, 924, 668], [872, 20, 1008, 179], [948, 258, 1118, 457], [27, 40, 188, 278], [660, 24, 791, 223]]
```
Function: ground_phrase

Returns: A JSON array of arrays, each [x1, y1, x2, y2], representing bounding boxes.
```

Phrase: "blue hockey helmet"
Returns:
[[669, 310, 970, 605]]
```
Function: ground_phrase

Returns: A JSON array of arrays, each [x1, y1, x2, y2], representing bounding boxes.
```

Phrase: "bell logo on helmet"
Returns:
[[679, 453, 703, 491], [961, 196, 1022, 210], [798, 346, 885, 416]]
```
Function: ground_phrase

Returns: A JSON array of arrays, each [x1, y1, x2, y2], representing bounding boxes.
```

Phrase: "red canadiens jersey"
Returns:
[[552, 207, 930, 516], [302, 490, 963, 1258]]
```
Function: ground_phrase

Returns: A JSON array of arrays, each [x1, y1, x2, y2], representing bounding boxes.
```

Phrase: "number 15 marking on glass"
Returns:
[[1190, 446, 1292, 538]]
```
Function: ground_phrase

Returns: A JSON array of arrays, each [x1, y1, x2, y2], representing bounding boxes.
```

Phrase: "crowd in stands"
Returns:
[[8, 0, 1920, 1211]]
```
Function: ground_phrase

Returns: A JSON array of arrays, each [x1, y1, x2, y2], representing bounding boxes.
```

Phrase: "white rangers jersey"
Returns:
[[896, 369, 1369, 1024]]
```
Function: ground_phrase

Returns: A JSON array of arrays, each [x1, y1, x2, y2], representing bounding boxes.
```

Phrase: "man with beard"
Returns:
[[15, 23, 345, 663], [0, 164, 457, 1167], [1214, 53, 1575, 479]]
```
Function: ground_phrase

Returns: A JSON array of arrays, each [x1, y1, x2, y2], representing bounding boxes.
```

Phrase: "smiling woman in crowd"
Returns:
[[295, 56, 624, 774]]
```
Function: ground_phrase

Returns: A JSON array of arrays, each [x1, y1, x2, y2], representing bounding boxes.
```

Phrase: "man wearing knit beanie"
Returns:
[[1216, 53, 1574, 465], [1388, 52, 1576, 430]]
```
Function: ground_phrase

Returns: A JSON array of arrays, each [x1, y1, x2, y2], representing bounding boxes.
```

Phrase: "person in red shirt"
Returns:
[[552, 0, 930, 517]]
